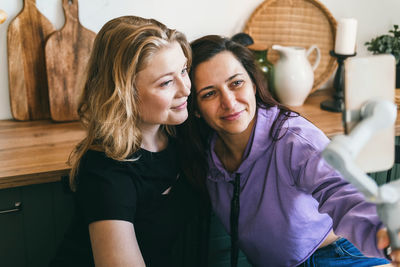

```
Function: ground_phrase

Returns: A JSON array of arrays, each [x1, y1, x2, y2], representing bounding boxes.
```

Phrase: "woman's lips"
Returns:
[[222, 110, 243, 121], [172, 101, 187, 110]]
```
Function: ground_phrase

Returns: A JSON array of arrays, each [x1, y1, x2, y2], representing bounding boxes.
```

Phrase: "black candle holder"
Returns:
[[320, 51, 357, 112]]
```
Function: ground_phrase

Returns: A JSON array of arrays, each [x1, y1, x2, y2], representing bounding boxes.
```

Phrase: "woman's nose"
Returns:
[[177, 75, 191, 97], [220, 89, 235, 110]]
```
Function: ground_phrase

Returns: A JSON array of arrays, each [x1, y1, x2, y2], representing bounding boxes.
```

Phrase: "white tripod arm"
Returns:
[[322, 100, 400, 249], [323, 100, 397, 202]]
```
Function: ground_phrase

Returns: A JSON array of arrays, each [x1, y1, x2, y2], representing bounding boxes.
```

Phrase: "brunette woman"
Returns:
[[179, 35, 399, 267]]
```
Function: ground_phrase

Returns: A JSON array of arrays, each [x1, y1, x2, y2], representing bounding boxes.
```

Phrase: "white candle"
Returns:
[[334, 18, 358, 55]]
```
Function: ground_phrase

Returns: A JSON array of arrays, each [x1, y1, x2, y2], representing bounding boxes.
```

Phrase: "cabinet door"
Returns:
[[21, 182, 75, 267], [51, 181, 75, 248], [0, 187, 26, 267], [0, 181, 75, 267], [21, 183, 56, 267]]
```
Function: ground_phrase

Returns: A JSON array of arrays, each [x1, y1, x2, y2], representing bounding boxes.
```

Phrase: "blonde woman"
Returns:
[[50, 16, 201, 267]]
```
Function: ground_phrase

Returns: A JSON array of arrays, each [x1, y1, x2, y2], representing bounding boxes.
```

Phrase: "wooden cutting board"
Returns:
[[0, 10, 7, 24], [45, 0, 96, 121], [7, 0, 55, 121]]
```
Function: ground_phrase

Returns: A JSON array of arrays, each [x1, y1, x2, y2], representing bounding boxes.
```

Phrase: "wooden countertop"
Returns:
[[0, 120, 85, 189], [0, 89, 399, 189]]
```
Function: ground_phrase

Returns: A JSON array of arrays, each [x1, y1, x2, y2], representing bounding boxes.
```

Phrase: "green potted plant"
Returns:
[[365, 24, 400, 88]]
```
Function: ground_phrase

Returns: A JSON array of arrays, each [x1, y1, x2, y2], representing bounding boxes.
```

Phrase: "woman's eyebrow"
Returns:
[[197, 85, 214, 94], [225, 73, 243, 83], [151, 60, 188, 84], [197, 73, 244, 93]]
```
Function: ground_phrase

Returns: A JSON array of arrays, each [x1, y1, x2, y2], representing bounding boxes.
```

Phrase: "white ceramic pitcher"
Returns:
[[272, 44, 321, 106]]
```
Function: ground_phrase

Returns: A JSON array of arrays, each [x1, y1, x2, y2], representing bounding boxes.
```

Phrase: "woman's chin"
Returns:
[[167, 113, 189, 125]]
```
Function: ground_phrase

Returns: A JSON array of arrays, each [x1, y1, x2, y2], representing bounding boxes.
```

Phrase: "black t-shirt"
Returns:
[[50, 139, 200, 267]]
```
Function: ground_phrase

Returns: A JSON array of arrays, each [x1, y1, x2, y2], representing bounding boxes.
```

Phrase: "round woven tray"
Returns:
[[244, 0, 337, 94]]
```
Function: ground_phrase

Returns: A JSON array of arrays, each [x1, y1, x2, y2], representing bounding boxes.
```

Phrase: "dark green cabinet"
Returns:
[[0, 182, 74, 267], [0, 187, 25, 267]]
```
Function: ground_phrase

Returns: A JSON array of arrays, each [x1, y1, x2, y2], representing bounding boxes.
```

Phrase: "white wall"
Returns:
[[1, 0, 399, 120]]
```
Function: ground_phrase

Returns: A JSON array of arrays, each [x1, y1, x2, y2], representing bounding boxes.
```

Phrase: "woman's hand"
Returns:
[[377, 228, 400, 267]]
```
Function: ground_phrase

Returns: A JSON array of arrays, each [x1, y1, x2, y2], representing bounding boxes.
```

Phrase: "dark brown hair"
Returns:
[[177, 35, 295, 196]]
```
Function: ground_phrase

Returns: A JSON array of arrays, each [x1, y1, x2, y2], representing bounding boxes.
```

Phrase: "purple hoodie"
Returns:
[[206, 106, 385, 267]]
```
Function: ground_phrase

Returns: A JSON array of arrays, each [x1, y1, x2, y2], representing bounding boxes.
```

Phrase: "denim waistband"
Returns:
[[317, 237, 346, 251]]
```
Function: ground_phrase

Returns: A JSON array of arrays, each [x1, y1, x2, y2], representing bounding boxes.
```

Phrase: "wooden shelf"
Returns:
[[291, 89, 400, 138]]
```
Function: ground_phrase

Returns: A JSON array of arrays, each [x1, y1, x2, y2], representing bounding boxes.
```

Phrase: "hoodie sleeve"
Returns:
[[285, 118, 386, 258]]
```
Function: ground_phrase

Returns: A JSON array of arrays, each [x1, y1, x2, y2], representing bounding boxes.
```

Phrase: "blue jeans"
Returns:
[[297, 238, 389, 267]]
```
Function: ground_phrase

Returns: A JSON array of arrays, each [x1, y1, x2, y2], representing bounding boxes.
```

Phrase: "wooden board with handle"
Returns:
[[0, 9, 7, 24], [45, 0, 96, 121], [7, 0, 55, 121]]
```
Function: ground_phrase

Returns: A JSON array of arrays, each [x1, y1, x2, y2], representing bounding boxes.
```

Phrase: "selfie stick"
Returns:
[[322, 100, 400, 249]]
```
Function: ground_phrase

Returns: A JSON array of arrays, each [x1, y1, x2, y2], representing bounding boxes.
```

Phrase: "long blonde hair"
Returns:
[[69, 16, 191, 190]]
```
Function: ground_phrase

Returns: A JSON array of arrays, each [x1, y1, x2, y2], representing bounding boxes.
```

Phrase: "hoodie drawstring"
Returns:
[[230, 173, 241, 267]]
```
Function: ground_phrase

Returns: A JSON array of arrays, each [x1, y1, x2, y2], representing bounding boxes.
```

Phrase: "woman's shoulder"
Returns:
[[75, 149, 138, 225], [77, 149, 134, 186], [257, 106, 327, 144], [280, 112, 329, 152], [81, 149, 127, 170]]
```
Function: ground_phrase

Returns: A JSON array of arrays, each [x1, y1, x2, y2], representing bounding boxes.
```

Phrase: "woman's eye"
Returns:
[[201, 91, 215, 99], [160, 80, 173, 87], [232, 80, 244, 87], [181, 67, 188, 75]]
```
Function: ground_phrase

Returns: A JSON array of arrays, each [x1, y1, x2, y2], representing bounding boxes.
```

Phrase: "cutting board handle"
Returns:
[[62, 0, 79, 25], [23, 0, 37, 8], [0, 10, 7, 24]]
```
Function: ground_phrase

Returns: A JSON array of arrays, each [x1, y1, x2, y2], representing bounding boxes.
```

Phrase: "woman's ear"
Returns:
[[253, 83, 256, 94], [195, 110, 201, 118]]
